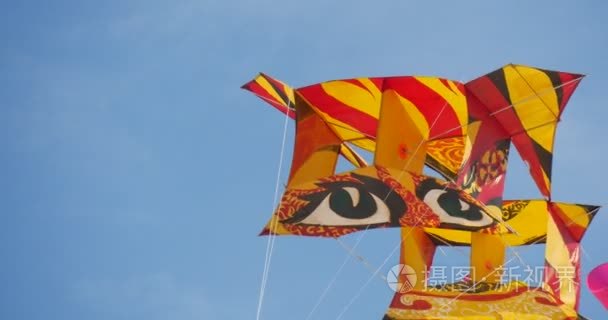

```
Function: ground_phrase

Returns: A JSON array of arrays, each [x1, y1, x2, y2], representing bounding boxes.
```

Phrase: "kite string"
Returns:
[[302, 235, 369, 320], [334, 211, 450, 320], [335, 236, 403, 320], [255, 101, 291, 320], [336, 237, 388, 280]]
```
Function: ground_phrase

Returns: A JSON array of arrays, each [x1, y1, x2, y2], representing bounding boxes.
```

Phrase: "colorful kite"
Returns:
[[588, 263, 608, 309], [243, 64, 599, 319]]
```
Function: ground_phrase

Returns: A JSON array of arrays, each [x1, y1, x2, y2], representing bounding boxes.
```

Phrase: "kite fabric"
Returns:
[[587, 263, 608, 309], [242, 64, 599, 319]]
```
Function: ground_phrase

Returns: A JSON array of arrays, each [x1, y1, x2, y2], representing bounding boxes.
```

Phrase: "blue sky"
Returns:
[[1, 0, 607, 319]]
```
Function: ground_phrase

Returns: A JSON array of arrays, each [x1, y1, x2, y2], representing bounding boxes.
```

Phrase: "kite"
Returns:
[[243, 64, 600, 319], [588, 263, 608, 309]]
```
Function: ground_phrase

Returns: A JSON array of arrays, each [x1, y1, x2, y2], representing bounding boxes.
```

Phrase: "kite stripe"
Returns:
[[297, 83, 379, 137]]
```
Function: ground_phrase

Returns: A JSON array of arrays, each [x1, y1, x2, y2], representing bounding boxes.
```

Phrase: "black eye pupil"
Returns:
[[437, 190, 483, 220], [329, 188, 377, 219]]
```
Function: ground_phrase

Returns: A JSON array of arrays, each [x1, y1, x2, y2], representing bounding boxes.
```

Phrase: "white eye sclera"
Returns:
[[422, 189, 493, 228], [298, 187, 392, 226]]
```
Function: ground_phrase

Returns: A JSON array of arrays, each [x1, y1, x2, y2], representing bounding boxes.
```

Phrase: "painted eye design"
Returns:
[[282, 173, 406, 227], [296, 186, 391, 226], [416, 179, 494, 230]]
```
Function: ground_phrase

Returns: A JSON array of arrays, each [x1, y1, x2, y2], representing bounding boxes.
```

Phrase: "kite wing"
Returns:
[[243, 73, 473, 177], [241, 73, 368, 168], [241, 72, 296, 117], [465, 64, 584, 198], [296, 76, 469, 175]]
